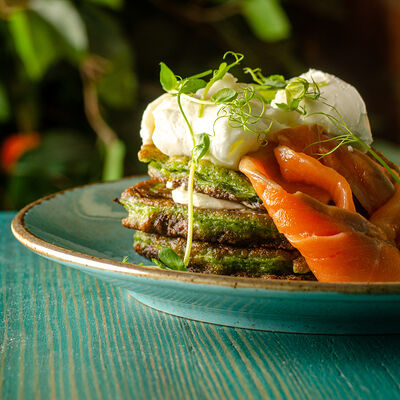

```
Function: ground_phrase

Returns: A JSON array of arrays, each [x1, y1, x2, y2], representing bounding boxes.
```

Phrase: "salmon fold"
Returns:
[[239, 126, 400, 282]]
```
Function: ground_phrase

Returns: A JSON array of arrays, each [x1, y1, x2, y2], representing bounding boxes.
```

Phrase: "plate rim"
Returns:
[[11, 176, 400, 295]]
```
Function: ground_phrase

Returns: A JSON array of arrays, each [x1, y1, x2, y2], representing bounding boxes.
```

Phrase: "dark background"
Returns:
[[1, 0, 400, 209]]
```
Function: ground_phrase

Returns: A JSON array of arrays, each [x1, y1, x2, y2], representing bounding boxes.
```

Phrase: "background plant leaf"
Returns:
[[7, 8, 82, 80], [102, 139, 125, 181], [97, 44, 137, 108], [82, 5, 137, 108], [30, 0, 88, 53], [7, 11, 55, 80], [242, 0, 290, 42], [6, 130, 101, 209]]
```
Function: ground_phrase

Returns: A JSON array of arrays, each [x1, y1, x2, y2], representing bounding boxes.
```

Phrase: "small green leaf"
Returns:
[[274, 102, 292, 111], [257, 88, 279, 102], [275, 98, 302, 113], [276, 78, 309, 113], [211, 88, 238, 103], [286, 78, 308, 100], [179, 78, 207, 95], [158, 248, 187, 271], [212, 53, 243, 82], [242, 0, 291, 42], [102, 139, 125, 181], [198, 52, 243, 117], [213, 62, 228, 81], [192, 133, 210, 163], [160, 62, 178, 92], [262, 74, 286, 88], [304, 78, 321, 100]]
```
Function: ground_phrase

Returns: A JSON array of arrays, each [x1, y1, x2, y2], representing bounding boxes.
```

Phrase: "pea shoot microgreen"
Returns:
[[152, 248, 188, 271], [272, 77, 322, 115], [243, 68, 287, 102], [244, 67, 286, 89], [214, 85, 273, 142], [198, 51, 244, 117], [154, 52, 400, 272], [304, 103, 400, 185], [211, 88, 238, 103], [192, 133, 211, 163], [122, 256, 143, 266], [158, 52, 248, 267], [159, 62, 178, 92]]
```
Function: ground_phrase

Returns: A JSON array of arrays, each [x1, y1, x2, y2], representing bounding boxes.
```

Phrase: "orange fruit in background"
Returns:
[[1, 132, 40, 173]]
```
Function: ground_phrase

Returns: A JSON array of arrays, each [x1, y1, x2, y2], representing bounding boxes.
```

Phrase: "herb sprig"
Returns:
[[244, 68, 399, 184], [273, 77, 321, 114], [158, 52, 251, 268], [214, 85, 273, 144], [153, 52, 400, 271], [122, 256, 143, 266], [198, 51, 244, 117], [152, 248, 187, 271], [304, 103, 400, 185]]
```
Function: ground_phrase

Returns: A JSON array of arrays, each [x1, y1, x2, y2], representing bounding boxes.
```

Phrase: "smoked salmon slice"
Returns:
[[239, 126, 400, 282], [276, 125, 396, 214], [274, 145, 355, 211], [244, 143, 332, 204]]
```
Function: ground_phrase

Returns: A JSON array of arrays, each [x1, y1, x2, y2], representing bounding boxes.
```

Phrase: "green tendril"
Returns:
[[198, 51, 244, 117], [305, 103, 400, 185], [214, 86, 273, 139]]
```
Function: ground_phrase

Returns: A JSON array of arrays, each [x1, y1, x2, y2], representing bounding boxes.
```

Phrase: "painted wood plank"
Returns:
[[1, 212, 400, 400]]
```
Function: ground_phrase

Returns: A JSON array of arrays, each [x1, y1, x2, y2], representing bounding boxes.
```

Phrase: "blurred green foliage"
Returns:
[[8, 130, 100, 206], [0, 0, 138, 208], [243, 0, 290, 41], [0, 0, 294, 209], [0, 0, 399, 209]]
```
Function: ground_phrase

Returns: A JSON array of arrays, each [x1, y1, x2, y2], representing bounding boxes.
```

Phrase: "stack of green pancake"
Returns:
[[119, 144, 314, 280]]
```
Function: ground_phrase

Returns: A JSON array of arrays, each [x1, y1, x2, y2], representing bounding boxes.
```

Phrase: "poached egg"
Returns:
[[140, 70, 372, 170]]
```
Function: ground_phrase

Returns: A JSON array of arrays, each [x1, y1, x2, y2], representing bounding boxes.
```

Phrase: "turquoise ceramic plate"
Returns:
[[11, 176, 400, 334]]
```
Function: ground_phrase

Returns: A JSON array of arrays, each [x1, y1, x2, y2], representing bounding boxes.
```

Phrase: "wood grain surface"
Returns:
[[1, 212, 400, 400]]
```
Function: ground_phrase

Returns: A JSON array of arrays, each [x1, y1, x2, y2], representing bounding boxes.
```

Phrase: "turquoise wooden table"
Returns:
[[1, 211, 400, 400]]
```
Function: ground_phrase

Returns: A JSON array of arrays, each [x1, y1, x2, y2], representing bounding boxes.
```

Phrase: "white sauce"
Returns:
[[171, 186, 245, 210]]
